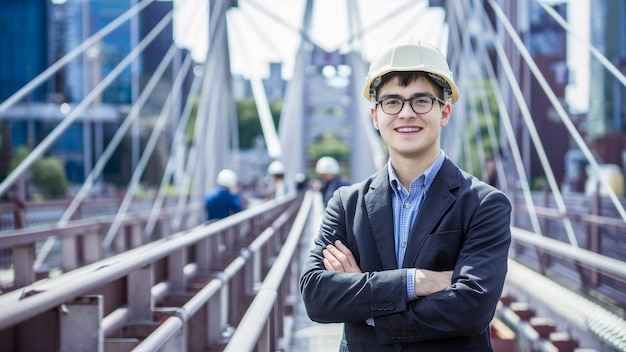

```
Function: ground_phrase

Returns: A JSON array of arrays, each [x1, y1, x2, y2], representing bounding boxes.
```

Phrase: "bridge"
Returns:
[[0, 0, 625, 351]]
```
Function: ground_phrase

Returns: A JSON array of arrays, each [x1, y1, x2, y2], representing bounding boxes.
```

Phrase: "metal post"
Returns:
[[60, 236, 78, 271], [60, 295, 103, 352], [168, 249, 187, 293], [195, 238, 211, 274], [128, 265, 154, 322], [12, 245, 35, 287]]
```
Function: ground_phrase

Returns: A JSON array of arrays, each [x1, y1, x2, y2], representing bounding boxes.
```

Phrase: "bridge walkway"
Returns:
[[288, 193, 343, 352]]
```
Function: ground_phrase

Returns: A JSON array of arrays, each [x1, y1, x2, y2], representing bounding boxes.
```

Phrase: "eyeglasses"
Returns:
[[375, 94, 446, 115]]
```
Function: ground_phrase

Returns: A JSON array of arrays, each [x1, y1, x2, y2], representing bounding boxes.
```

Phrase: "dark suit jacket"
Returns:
[[300, 158, 512, 351]]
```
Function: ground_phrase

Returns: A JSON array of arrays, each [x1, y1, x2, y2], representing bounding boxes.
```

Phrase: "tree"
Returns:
[[10, 147, 68, 199], [237, 98, 282, 149]]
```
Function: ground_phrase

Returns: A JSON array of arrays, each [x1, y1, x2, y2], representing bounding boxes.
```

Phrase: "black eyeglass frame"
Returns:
[[375, 94, 446, 115]]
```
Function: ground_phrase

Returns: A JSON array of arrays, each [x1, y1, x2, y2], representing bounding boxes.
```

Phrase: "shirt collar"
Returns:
[[388, 151, 446, 192]]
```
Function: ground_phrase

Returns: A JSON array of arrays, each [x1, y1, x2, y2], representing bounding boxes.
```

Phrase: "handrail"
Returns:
[[132, 192, 312, 351], [223, 191, 314, 351], [511, 227, 626, 280], [0, 204, 202, 247], [132, 315, 184, 352], [515, 204, 626, 229], [0, 194, 297, 331]]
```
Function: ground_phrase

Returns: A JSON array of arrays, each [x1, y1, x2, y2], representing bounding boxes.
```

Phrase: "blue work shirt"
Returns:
[[366, 152, 446, 327], [205, 187, 242, 220], [388, 151, 445, 298]]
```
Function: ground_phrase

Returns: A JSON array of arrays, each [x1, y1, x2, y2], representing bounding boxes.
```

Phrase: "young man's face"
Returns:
[[370, 76, 451, 161]]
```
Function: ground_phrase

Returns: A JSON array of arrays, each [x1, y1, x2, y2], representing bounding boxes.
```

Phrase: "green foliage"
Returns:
[[11, 146, 68, 199], [531, 176, 548, 191], [31, 157, 68, 199], [461, 78, 501, 174], [185, 98, 283, 149], [9, 147, 31, 170], [185, 98, 200, 147], [307, 131, 351, 161], [237, 99, 282, 149]]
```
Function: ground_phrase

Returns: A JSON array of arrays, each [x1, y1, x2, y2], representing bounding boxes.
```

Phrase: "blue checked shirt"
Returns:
[[365, 152, 446, 327], [388, 151, 445, 300]]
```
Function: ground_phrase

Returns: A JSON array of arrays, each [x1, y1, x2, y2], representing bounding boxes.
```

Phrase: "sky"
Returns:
[[564, 0, 590, 113], [173, 0, 590, 112], [173, 0, 447, 78]]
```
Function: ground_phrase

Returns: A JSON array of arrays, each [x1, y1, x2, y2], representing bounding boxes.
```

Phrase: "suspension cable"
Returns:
[[244, 0, 314, 45], [485, 0, 581, 244], [102, 44, 187, 250], [0, 6, 172, 198], [171, 71, 205, 231], [143, 54, 195, 237], [233, 4, 292, 64], [334, 1, 428, 53], [487, 0, 626, 225], [466, 0, 544, 236], [58, 45, 181, 225]]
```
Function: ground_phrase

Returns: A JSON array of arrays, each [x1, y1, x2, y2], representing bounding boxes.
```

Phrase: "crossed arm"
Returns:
[[323, 240, 452, 297]]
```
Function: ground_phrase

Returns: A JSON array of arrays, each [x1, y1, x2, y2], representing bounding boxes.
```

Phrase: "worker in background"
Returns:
[[267, 160, 288, 199], [315, 156, 347, 206], [295, 172, 310, 192], [205, 169, 242, 221]]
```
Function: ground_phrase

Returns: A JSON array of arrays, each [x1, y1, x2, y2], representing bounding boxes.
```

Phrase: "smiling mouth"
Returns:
[[395, 127, 422, 133]]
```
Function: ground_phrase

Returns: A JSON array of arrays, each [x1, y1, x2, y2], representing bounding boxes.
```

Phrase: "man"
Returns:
[[299, 39, 512, 351], [315, 156, 347, 206], [267, 160, 288, 199], [205, 169, 242, 221]]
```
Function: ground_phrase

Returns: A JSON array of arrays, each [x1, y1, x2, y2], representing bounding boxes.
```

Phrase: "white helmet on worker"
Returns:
[[216, 169, 237, 188], [267, 160, 285, 176], [315, 156, 340, 175], [363, 38, 459, 104]]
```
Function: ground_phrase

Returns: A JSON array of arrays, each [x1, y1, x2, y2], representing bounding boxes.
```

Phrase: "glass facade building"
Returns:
[[588, 0, 626, 139], [0, 0, 48, 102], [0, 0, 175, 184]]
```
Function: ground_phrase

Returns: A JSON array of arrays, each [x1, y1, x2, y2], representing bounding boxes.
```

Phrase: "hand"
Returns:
[[322, 240, 362, 273], [414, 269, 453, 296]]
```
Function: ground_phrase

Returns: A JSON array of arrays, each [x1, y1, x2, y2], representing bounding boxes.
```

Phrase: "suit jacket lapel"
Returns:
[[402, 159, 459, 267], [365, 168, 398, 270]]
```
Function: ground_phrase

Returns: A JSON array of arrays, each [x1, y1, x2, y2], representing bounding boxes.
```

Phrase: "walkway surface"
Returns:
[[288, 193, 343, 352], [289, 301, 343, 352]]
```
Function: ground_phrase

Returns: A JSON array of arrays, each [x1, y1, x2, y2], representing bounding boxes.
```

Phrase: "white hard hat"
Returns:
[[315, 156, 340, 175], [363, 38, 459, 103], [216, 169, 237, 188], [267, 160, 285, 175]]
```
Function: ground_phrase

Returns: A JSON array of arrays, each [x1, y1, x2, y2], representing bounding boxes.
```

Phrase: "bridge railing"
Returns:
[[0, 191, 308, 351], [0, 199, 204, 289], [509, 188, 626, 313], [135, 191, 315, 352]]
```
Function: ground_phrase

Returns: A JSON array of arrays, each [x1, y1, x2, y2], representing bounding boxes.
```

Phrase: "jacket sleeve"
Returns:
[[373, 190, 512, 344], [231, 193, 242, 213], [299, 187, 410, 323]]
